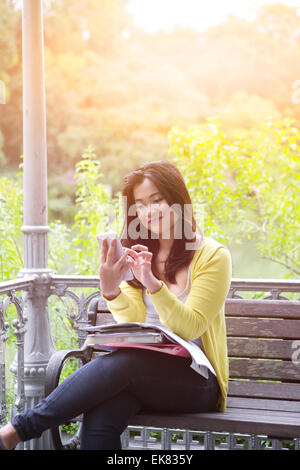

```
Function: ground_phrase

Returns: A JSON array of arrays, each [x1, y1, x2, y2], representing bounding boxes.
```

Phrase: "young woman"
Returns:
[[0, 160, 232, 450]]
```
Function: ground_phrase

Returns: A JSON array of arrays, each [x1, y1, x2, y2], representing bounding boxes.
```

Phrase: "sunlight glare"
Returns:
[[127, 0, 300, 33]]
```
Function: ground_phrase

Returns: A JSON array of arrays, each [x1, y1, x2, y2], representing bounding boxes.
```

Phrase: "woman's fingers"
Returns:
[[141, 251, 153, 260], [131, 244, 148, 251], [106, 238, 117, 263], [116, 251, 129, 268], [102, 241, 152, 278], [124, 248, 138, 258], [125, 247, 152, 259], [127, 251, 152, 264], [100, 238, 108, 263]]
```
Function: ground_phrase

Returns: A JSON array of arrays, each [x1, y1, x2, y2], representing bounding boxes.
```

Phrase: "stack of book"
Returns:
[[84, 323, 165, 346], [81, 322, 216, 377]]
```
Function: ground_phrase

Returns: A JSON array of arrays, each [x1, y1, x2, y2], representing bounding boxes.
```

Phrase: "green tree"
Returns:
[[0, 174, 23, 280], [168, 117, 300, 277]]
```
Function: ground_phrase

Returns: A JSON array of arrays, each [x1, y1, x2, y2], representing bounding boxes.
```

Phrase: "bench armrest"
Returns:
[[45, 348, 92, 397], [44, 348, 93, 450]]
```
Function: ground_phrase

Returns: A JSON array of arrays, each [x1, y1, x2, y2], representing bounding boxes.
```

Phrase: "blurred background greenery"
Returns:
[[0, 0, 299, 279]]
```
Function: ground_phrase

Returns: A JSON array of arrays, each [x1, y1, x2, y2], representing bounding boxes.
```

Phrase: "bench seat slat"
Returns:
[[224, 408, 300, 423], [131, 409, 300, 439], [226, 317, 300, 339]]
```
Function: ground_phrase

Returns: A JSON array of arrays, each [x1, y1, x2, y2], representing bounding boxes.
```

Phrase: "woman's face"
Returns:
[[132, 177, 179, 238]]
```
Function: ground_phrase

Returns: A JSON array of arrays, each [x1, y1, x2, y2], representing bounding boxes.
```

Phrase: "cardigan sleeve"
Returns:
[[104, 280, 147, 323], [145, 246, 232, 341]]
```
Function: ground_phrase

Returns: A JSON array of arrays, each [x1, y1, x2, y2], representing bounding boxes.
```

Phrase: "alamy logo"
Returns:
[[95, 196, 206, 250], [292, 341, 300, 365], [0, 80, 5, 104]]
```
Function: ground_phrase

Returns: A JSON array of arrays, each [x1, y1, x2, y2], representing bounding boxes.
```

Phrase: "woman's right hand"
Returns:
[[99, 238, 131, 297]]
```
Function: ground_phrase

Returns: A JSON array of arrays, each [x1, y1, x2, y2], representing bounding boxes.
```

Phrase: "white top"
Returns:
[[143, 261, 192, 321], [142, 259, 209, 379]]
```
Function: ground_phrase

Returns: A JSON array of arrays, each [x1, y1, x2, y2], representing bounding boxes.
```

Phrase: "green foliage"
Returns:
[[69, 146, 116, 274], [48, 173, 76, 226], [168, 117, 300, 277], [48, 222, 73, 274], [0, 174, 23, 281]]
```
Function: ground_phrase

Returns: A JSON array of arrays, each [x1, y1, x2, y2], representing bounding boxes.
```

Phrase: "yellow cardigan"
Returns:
[[103, 237, 232, 412]]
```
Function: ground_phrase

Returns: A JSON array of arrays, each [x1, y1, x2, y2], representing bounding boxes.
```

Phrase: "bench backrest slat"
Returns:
[[227, 396, 300, 412], [226, 317, 300, 339], [227, 337, 295, 360], [225, 299, 300, 319], [229, 358, 299, 382], [228, 381, 300, 401], [95, 313, 116, 325]]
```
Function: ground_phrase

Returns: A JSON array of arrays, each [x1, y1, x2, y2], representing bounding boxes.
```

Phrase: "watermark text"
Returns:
[[292, 340, 300, 365]]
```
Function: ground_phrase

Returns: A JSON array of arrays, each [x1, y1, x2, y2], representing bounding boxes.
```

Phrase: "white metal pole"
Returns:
[[22, 0, 49, 266], [12, 0, 55, 450]]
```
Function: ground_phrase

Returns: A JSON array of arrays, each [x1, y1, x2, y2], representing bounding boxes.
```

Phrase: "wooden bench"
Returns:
[[45, 295, 300, 450]]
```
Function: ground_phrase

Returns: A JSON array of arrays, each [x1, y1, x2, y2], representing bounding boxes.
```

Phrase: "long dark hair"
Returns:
[[119, 159, 204, 289]]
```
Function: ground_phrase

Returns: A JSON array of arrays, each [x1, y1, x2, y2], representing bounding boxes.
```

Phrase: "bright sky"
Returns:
[[126, 0, 300, 33]]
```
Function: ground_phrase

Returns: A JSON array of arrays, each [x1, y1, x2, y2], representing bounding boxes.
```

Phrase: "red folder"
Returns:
[[104, 342, 190, 358]]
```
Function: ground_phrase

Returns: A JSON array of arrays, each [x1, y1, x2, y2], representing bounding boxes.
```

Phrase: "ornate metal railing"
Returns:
[[0, 275, 300, 450]]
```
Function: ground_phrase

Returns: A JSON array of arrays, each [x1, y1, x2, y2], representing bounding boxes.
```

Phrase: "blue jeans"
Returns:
[[12, 349, 220, 450]]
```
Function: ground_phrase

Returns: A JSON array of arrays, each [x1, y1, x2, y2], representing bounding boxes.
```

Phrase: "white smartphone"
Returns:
[[97, 231, 134, 281]]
